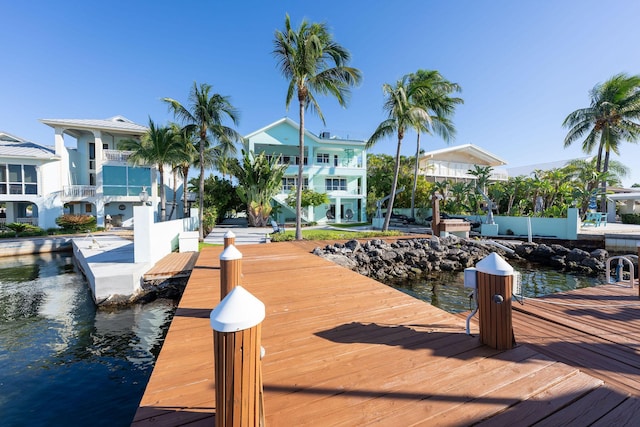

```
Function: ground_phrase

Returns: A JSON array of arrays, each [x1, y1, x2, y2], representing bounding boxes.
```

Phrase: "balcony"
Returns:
[[63, 185, 96, 199], [104, 150, 134, 162]]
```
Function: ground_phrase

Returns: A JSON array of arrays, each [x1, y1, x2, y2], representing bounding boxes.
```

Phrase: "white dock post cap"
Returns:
[[224, 230, 236, 238], [476, 252, 514, 276], [210, 286, 265, 332], [220, 244, 242, 261]]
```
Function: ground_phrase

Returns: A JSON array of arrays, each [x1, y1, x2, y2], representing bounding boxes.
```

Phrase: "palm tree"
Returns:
[[119, 119, 183, 221], [564, 157, 628, 215], [273, 14, 362, 240], [163, 82, 241, 241], [407, 70, 462, 218], [368, 76, 430, 230], [169, 124, 199, 218], [563, 73, 640, 212]]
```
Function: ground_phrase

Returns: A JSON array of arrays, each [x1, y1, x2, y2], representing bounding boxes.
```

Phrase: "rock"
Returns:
[[590, 249, 608, 262], [566, 248, 590, 262]]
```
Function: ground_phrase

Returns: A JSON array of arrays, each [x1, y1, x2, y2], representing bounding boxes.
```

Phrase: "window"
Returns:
[[103, 165, 152, 196], [0, 163, 38, 195], [316, 153, 330, 164], [325, 178, 347, 191], [282, 177, 308, 191]]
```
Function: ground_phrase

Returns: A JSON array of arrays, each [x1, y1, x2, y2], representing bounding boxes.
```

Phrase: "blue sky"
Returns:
[[3, 1, 640, 186]]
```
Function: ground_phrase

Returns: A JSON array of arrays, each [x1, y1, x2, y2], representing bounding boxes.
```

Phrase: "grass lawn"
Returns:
[[270, 228, 402, 242]]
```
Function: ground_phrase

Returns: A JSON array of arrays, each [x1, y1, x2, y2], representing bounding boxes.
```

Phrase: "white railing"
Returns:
[[104, 150, 134, 162], [16, 217, 38, 225], [63, 185, 96, 198]]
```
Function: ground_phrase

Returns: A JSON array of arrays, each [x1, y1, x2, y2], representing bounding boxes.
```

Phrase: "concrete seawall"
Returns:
[[0, 237, 72, 257]]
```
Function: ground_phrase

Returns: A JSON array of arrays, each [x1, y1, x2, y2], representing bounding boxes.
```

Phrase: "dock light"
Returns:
[[139, 187, 149, 206]]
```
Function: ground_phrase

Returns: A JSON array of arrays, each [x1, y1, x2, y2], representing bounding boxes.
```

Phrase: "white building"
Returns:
[[244, 118, 368, 223], [0, 116, 183, 230]]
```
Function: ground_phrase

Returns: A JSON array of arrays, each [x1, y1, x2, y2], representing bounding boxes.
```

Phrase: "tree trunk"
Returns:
[[167, 169, 178, 220], [296, 100, 305, 240], [411, 133, 420, 219], [600, 149, 610, 213], [384, 134, 404, 231], [159, 165, 166, 221], [182, 166, 190, 218], [199, 138, 205, 241]]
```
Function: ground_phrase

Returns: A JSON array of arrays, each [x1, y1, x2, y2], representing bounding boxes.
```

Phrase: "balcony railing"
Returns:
[[104, 150, 134, 162], [63, 185, 96, 198]]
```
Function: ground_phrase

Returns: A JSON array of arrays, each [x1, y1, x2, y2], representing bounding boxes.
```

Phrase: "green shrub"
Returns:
[[4, 223, 45, 237], [202, 206, 218, 237], [621, 213, 640, 224], [55, 214, 97, 232]]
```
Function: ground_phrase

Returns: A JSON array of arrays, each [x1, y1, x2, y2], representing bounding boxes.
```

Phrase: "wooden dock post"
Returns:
[[476, 253, 515, 350], [224, 230, 236, 248], [220, 244, 242, 300], [210, 285, 265, 427]]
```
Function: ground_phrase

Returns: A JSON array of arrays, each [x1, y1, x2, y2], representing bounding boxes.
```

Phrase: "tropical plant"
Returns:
[[119, 119, 184, 221], [163, 82, 241, 240], [367, 75, 431, 230], [273, 14, 362, 239], [407, 70, 462, 218], [563, 73, 640, 211], [189, 175, 243, 222], [231, 150, 287, 227], [285, 188, 329, 209], [55, 214, 97, 232]]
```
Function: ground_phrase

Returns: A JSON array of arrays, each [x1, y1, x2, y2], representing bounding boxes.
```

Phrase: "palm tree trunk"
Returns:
[[384, 135, 404, 231], [199, 138, 205, 241], [296, 100, 304, 240], [182, 166, 190, 218], [410, 133, 420, 219], [159, 165, 166, 221], [167, 169, 178, 220], [600, 149, 611, 212]]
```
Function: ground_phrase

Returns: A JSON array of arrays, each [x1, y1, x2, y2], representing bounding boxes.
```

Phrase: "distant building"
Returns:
[[0, 116, 183, 230], [244, 117, 367, 224], [418, 144, 508, 183]]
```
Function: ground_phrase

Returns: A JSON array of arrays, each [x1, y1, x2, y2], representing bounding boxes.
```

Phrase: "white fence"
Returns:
[[134, 206, 199, 264]]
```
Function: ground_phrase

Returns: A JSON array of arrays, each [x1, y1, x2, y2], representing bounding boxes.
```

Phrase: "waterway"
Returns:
[[391, 259, 607, 313], [0, 252, 176, 427]]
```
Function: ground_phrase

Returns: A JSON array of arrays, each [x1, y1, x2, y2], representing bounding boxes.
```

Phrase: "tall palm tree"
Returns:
[[563, 73, 640, 212], [119, 118, 182, 221], [170, 123, 199, 218], [163, 82, 241, 241], [273, 14, 362, 239], [407, 70, 462, 218], [368, 76, 430, 231]]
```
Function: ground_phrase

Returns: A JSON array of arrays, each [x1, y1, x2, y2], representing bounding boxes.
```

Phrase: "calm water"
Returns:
[[391, 259, 607, 313], [0, 252, 177, 427]]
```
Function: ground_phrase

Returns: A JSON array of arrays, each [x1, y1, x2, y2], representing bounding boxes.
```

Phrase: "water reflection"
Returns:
[[390, 259, 606, 313], [0, 252, 177, 427]]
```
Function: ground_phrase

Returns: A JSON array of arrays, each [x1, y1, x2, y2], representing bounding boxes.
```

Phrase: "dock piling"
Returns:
[[475, 253, 516, 350], [220, 244, 242, 300], [210, 286, 265, 427]]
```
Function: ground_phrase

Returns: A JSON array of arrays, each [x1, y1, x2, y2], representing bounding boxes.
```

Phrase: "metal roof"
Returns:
[[421, 143, 507, 166], [0, 131, 57, 159], [39, 115, 148, 135]]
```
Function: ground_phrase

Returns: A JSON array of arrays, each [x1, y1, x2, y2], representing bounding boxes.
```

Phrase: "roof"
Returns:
[[39, 115, 148, 136], [244, 117, 365, 145], [0, 131, 57, 159], [421, 144, 507, 166]]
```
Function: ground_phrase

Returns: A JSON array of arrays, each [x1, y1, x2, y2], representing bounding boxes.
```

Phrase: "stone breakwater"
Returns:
[[312, 236, 616, 282]]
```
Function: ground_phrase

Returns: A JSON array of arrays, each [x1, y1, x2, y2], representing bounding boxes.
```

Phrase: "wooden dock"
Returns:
[[143, 252, 199, 280], [133, 241, 640, 426]]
